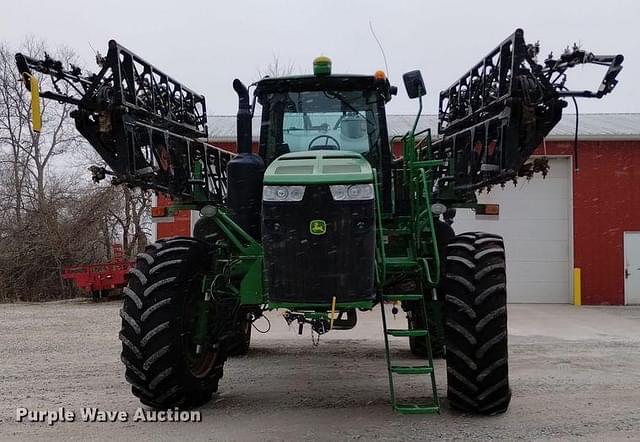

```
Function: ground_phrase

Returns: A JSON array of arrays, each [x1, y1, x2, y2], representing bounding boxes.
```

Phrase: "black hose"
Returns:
[[561, 85, 580, 172], [570, 95, 579, 172]]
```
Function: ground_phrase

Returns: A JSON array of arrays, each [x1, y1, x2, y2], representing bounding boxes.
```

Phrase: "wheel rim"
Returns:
[[187, 348, 216, 379]]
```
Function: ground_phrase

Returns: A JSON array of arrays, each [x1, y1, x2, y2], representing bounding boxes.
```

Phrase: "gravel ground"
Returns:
[[1, 300, 639, 441]]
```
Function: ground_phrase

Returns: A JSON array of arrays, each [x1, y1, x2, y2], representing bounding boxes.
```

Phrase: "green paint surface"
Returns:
[[263, 151, 373, 185], [268, 300, 375, 311]]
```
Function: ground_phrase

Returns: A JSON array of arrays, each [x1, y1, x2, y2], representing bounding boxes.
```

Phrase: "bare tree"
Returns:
[[0, 38, 155, 301], [0, 180, 119, 301], [0, 42, 31, 227], [0, 38, 82, 223], [108, 186, 151, 258], [0, 38, 132, 301], [257, 54, 296, 80]]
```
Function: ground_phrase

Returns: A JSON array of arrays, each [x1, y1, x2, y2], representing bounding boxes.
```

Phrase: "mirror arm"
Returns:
[[411, 92, 423, 136]]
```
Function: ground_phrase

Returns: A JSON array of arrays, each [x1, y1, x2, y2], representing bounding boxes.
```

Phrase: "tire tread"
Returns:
[[119, 236, 226, 408], [443, 232, 511, 415]]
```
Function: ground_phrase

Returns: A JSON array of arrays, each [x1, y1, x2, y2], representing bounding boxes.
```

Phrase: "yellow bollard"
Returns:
[[330, 296, 337, 330], [573, 268, 582, 306]]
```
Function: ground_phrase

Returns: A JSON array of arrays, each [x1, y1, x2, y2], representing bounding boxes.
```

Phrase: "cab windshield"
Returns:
[[259, 89, 382, 163]]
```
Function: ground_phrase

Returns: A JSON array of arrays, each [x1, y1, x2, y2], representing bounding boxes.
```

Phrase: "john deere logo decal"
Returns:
[[309, 219, 327, 235]]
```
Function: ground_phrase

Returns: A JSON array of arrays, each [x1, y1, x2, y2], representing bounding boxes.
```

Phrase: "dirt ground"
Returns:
[[1, 300, 639, 441]]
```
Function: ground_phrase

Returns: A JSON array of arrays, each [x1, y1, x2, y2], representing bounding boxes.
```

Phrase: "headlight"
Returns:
[[431, 203, 447, 215], [263, 185, 306, 202], [329, 184, 374, 201]]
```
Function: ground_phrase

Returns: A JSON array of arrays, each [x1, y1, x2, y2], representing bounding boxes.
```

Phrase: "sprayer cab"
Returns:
[[255, 74, 396, 162]]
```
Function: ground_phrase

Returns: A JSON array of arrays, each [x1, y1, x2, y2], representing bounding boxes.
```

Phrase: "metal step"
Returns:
[[394, 404, 440, 415], [386, 328, 428, 337], [383, 228, 412, 235], [390, 365, 433, 375], [385, 257, 419, 269], [381, 290, 440, 415]]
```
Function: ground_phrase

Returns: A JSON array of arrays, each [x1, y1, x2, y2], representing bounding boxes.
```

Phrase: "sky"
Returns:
[[2, 0, 639, 119]]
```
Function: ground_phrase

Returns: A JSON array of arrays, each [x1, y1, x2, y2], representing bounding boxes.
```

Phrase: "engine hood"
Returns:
[[263, 150, 373, 185]]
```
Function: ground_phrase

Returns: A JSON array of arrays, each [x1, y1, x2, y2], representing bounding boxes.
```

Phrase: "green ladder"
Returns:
[[381, 293, 440, 415]]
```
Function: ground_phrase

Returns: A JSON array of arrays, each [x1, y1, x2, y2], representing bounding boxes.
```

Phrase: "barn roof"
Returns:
[[206, 113, 640, 142]]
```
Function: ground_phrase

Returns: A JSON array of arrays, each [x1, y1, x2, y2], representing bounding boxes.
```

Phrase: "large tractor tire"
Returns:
[[227, 316, 252, 357], [119, 237, 227, 408], [408, 299, 444, 358], [443, 232, 511, 415]]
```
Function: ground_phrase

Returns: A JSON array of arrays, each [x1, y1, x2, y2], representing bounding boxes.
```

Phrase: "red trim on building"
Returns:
[[391, 139, 640, 304], [211, 141, 260, 154], [155, 194, 191, 239], [536, 140, 640, 305]]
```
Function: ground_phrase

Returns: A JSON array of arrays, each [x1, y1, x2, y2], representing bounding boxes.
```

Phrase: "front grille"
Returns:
[[262, 185, 375, 304]]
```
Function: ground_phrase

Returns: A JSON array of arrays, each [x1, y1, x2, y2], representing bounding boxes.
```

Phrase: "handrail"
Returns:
[[414, 167, 440, 287], [373, 171, 387, 284]]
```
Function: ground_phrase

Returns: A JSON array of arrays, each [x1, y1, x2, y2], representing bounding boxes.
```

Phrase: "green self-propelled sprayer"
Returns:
[[16, 29, 623, 414]]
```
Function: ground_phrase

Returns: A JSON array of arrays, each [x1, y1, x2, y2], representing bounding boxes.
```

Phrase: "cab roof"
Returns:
[[254, 74, 394, 101]]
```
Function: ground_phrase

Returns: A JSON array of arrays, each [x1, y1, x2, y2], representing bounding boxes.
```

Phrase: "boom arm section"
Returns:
[[432, 28, 623, 200], [16, 40, 233, 205]]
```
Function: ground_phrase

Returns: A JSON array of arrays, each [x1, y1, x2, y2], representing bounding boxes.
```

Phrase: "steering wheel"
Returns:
[[308, 135, 341, 151]]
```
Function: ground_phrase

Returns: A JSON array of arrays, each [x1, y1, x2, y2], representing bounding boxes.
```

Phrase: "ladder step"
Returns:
[[384, 294, 423, 302], [390, 365, 433, 375], [386, 329, 428, 337], [383, 228, 411, 235], [394, 404, 440, 415], [380, 289, 440, 415], [386, 257, 418, 269]]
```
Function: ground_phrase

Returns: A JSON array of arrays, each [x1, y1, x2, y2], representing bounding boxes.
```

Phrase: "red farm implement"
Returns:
[[62, 245, 132, 299]]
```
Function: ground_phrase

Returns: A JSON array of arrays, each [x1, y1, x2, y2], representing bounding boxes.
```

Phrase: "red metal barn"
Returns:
[[153, 113, 640, 305]]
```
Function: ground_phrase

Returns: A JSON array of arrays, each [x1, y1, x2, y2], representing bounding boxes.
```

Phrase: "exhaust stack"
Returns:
[[233, 79, 252, 154]]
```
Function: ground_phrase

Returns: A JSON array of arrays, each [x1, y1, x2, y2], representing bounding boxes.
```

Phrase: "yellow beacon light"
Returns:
[[313, 56, 332, 76], [374, 70, 386, 80]]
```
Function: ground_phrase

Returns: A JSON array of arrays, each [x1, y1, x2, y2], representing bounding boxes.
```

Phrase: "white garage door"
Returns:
[[451, 157, 571, 303]]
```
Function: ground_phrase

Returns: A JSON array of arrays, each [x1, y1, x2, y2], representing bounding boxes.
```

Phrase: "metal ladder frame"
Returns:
[[380, 292, 440, 414]]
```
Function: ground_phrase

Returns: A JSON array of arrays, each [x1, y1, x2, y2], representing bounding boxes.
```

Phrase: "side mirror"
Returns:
[[402, 70, 426, 99]]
